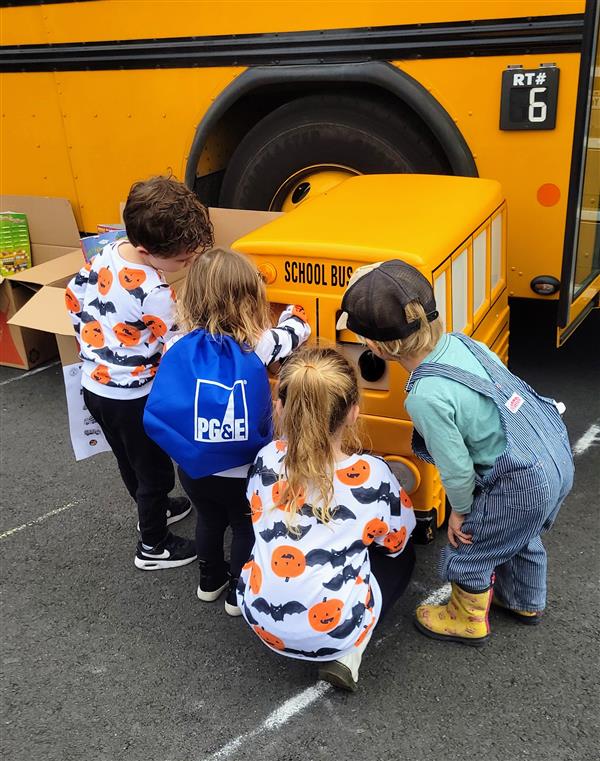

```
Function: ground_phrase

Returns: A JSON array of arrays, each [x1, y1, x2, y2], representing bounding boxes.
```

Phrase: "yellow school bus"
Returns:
[[234, 173, 507, 537], [0, 0, 598, 345]]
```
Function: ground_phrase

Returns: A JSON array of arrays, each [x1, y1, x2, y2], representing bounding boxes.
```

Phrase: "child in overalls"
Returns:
[[337, 260, 574, 646]]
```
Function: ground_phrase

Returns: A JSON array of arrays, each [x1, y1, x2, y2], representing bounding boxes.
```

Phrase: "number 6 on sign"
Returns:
[[500, 66, 559, 131], [529, 87, 547, 123]]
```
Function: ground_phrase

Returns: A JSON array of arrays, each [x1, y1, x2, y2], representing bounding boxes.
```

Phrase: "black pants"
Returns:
[[83, 389, 174, 546], [369, 538, 416, 622], [177, 469, 254, 579]]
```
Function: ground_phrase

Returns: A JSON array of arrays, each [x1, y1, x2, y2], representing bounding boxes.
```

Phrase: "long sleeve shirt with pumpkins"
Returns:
[[65, 241, 177, 400], [238, 442, 416, 662]]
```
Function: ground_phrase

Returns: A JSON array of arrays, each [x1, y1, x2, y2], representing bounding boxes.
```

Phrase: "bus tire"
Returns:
[[219, 93, 449, 210]]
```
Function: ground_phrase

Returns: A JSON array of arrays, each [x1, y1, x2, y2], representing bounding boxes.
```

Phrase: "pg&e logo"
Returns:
[[194, 379, 249, 442]]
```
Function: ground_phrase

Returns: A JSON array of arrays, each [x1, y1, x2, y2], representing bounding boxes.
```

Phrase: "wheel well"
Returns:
[[187, 62, 477, 205]]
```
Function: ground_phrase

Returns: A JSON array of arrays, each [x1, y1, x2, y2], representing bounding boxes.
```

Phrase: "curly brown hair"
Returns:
[[123, 175, 213, 258]]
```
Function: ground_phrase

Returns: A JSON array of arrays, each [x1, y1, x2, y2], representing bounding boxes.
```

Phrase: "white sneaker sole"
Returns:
[[224, 600, 242, 617], [197, 581, 228, 602], [134, 554, 197, 571], [136, 505, 192, 532]]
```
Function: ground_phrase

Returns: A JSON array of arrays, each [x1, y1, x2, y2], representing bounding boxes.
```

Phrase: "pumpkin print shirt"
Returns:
[[239, 442, 416, 661], [66, 241, 177, 400]]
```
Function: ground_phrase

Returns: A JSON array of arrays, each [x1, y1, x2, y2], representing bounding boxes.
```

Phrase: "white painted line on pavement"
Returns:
[[420, 582, 452, 606], [0, 360, 60, 387], [204, 682, 331, 760], [0, 501, 80, 541], [573, 423, 600, 456]]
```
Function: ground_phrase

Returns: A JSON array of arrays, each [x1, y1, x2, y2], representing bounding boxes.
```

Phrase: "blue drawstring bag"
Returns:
[[144, 330, 273, 478]]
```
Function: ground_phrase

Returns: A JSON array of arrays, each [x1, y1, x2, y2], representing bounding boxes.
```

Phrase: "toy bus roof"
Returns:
[[233, 174, 503, 266]]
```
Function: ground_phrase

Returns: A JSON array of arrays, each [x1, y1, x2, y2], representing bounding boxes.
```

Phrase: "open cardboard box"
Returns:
[[0, 195, 82, 369], [8, 205, 281, 369]]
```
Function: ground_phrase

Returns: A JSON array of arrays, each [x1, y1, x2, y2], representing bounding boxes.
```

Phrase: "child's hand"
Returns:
[[447, 511, 473, 548]]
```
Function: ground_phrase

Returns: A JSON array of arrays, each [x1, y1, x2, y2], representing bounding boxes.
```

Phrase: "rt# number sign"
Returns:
[[500, 66, 560, 131]]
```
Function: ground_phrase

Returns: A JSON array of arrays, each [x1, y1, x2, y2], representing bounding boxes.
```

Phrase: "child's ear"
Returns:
[[348, 403, 360, 425], [136, 248, 152, 265], [275, 398, 284, 417], [364, 338, 382, 357]]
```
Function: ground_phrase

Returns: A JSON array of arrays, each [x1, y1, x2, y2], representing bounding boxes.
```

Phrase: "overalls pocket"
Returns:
[[487, 463, 551, 511]]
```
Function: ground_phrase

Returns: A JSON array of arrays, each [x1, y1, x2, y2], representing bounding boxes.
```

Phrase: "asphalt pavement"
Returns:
[[1, 306, 599, 761]]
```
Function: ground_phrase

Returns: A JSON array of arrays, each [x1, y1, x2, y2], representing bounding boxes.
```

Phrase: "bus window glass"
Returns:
[[452, 249, 468, 332], [473, 229, 487, 315], [573, 41, 599, 296], [434, 270, 447, 330], [491, 214, 502, 291]]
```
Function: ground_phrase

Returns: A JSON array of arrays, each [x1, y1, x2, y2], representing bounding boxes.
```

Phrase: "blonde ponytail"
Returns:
[[276, 347, 361, 529]]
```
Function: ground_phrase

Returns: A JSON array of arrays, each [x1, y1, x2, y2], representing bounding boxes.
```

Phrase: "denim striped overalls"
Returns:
[[406, 333, 574, 610]]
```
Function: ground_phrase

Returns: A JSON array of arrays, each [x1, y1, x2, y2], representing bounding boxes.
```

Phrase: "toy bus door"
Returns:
[[557, 2, 599, 345]]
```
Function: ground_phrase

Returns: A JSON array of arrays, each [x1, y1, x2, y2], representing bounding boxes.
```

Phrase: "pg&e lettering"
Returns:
[[284, 261, 353, 287]]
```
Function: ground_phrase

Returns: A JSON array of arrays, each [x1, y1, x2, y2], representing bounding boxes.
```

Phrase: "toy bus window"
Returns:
[[434, 269, 448, 330], [337, 343, 389, 391], [472, 228, 488, 321], [491, 213, 503, 294], [452, 248, 469, 333]]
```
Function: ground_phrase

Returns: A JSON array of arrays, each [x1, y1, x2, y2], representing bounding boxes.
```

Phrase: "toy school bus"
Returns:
[[233, 174, 507, 540]]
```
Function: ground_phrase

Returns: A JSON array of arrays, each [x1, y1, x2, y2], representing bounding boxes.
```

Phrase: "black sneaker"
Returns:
[[197, 561, 229, 602], [166, 496, 192, 526], [137, 497, 191, 532], [134, 532, 197, 571], [224, 578, 242, 617]]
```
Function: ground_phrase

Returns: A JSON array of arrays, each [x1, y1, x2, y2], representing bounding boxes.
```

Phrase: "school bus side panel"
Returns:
[[0, 1, 584, 45], [1, 74, 80, 217], [1, 68, 242, 230], [398, 55, 581, 300]]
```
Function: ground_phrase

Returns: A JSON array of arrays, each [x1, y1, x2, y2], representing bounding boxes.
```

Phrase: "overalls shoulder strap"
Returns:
[[405, 336, 499, 400], [406, 333, 514, 406], [445, 333, 560, 408], [446, 333, 509, 385]]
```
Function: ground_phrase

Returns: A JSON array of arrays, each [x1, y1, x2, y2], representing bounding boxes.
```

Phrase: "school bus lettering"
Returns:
[[284, 261, 353, 287]]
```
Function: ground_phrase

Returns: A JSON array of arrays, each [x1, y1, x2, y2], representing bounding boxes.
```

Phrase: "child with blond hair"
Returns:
[[144, 248, 310, 614], [337, 259, 574, 645], [238, 347, 416, 692]]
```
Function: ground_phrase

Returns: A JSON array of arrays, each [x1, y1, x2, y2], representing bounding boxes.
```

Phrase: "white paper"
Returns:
[[63, 363, 111, 460]]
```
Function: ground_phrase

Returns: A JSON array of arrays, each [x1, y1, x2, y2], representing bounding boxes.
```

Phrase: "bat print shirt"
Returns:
[[66, 242, 178, 400], [239, 443, 416, 661]]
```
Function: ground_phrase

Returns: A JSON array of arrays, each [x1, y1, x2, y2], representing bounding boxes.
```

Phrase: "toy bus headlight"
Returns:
[[258, 262, 277, 284], [385, 456, 421, 495], [358, 350, 386, 382]]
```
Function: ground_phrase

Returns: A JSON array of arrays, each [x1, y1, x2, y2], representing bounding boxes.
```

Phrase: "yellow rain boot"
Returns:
[[415, 583, 492, 646], [491, 593, 542, 626]]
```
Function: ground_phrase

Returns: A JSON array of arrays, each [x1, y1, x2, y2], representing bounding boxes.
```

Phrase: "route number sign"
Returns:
[[500, 66, 560, 130]]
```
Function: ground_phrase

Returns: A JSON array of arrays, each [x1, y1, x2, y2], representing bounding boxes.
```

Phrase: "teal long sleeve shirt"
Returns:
[[405, 334, 506, 514]]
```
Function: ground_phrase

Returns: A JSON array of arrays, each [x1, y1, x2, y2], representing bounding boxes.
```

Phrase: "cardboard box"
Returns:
[[0, 195, 82, 369], [7, 206, 281, 368]]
